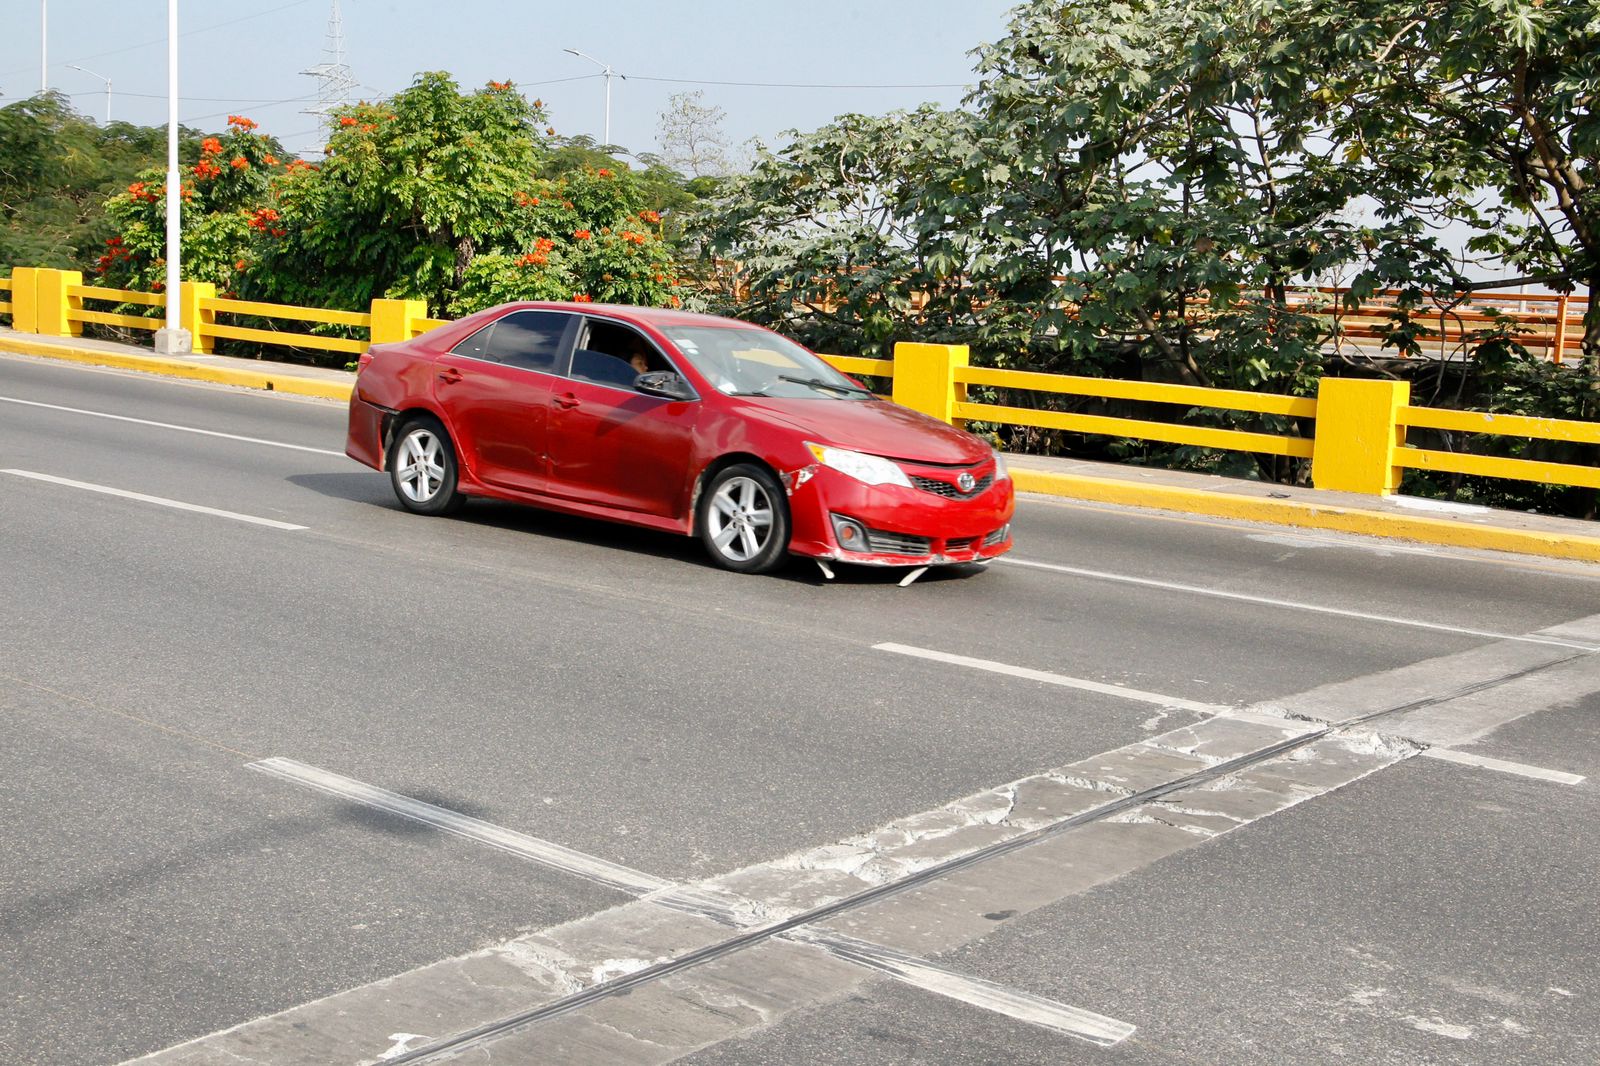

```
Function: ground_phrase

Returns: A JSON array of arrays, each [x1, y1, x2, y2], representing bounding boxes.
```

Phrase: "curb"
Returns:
[[1010, 468, 1600, 564], [0, 335, 354, 402], [6, 334, 1596, 565]]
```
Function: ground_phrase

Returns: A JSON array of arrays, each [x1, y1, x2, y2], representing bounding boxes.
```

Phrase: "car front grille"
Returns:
[[946, 536, 979, 552], [910, 472, 994, 499], [864, 527, 933, 555]]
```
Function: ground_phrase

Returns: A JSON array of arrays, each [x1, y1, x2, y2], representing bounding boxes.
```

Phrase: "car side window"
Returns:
[[449, 321, 498, 362], [570, 318, 681, 391], [482, 311, 574, 373]]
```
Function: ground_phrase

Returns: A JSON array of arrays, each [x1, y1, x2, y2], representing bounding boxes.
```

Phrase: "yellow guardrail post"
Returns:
[[34, 269, 85, 337], [10, 267, 39, 333], [178, 281, 217, 354], [1311, 378, 1410, 494], [370, 298, 428, 345], [891, 341, 968, 426]]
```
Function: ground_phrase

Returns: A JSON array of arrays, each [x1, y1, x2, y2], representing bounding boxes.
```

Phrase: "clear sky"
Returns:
[[0, 0, 1018, 159]]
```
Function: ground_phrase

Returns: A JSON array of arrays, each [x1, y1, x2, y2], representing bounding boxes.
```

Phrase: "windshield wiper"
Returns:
[[777, 375, 872, 397]]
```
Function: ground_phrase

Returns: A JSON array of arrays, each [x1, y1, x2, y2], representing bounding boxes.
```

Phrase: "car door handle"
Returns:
[[437, 368, 463, 385], [555, 393, 581, 409]]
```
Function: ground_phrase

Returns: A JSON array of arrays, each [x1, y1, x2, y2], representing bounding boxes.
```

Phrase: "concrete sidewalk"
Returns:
[[5, 327, 1598, 563]]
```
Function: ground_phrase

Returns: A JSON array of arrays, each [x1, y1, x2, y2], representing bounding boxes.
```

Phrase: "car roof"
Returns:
[[502, 301, 756, 331]]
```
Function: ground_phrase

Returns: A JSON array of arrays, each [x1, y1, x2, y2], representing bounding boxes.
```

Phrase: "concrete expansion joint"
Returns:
[[1138, 738, 1229, 767], [1046, 773, 1136, 796], [1106, 809, 1222, 837]]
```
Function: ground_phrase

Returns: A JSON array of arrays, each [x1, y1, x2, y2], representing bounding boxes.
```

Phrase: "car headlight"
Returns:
[[992, 449, 1009, 481], [805, 443, 912, 488]]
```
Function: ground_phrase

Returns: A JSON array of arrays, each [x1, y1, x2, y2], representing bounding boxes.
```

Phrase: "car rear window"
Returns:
[[476, 310, 572, 372]]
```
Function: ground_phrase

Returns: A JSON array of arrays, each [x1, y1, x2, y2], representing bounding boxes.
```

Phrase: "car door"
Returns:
[[545, 318, 701, 518], [433, 310, 577, 495]]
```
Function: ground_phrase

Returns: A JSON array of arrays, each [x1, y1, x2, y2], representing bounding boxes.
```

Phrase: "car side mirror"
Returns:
[[634, 371, 695, 401]]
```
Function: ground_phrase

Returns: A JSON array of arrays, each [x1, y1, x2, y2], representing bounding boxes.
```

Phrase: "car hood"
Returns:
[[732, 397, 992, 465]]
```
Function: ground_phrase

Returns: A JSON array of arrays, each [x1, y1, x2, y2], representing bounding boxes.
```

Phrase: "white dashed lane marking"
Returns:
[[0, 394, 345, 456], [248, 757, 674, 896], [1002, 556, 1600, 652], [873, 642, 1232, 715], [1420, 748, 1586, 785], [3, 469, 308, 531]]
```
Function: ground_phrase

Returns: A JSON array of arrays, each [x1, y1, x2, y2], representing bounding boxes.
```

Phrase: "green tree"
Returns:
[[0, 93, 168, 272], [100, 115, 287, 293], [1278, 0, 1600, 361]]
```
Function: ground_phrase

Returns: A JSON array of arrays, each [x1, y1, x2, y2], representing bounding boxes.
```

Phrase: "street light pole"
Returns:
[[563, 48, 624, 146], [154, 0, 191, 355], [67, 63, 111, 123]]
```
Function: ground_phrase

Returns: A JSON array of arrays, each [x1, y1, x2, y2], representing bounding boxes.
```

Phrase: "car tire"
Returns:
[[698, 463, 790, 574], [388, 415, 465, 516]]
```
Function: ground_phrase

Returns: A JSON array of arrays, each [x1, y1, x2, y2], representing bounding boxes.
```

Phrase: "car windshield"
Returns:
[[661, 326, 871, 400]]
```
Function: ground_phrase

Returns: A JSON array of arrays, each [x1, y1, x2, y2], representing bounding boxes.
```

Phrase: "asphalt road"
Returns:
[[2, 351, 1597, 1065]]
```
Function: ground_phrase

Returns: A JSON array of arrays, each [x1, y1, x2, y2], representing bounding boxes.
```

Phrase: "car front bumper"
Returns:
[[783, 464, 1016, 566]]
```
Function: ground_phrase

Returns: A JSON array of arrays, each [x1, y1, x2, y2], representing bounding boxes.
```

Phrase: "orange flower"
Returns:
[[597, 167, 613, 178], [572, 293, 592, 302], [572, 229, 592, 240], [639, 209, 661, 224], [669, 295, 682, 308], [235, 259, 248, 271], [534, 237, 554, 253], [227, 115, 258, 131], [231, 156, 250, 170], [263, 154, 280, 166], [517, 251, 549, 267], [338, 116, 358, 127], [200, 137, 223, 155]]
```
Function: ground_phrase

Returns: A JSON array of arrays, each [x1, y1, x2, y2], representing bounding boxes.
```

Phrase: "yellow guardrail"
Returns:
[[953, 365, 1316, 459], [1398, 403, 1600, 491], [11, 267, 431, 356], [7, 263, 1596, 502]]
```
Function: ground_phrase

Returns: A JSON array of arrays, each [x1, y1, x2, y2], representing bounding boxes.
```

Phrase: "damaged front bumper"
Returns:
[[781, 463, 1016, 567]]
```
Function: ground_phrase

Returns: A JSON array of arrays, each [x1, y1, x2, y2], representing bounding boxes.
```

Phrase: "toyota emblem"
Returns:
[[957, 472, 976, 493]]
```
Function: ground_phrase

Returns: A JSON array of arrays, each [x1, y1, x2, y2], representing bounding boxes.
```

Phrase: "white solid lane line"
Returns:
[[1001, 556, 1600, 652], [0, 394, 345, 457], [2, 469, 308, 531], [873, 642, 1232, 715], [248, 757, 674, 896], [1421, 748, 1586, 785]]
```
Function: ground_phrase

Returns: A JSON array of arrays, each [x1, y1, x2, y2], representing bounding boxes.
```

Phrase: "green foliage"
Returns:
[[0, 94, 167, 271], [691, 0, 1597, 497], [100, 116, 287, 293]]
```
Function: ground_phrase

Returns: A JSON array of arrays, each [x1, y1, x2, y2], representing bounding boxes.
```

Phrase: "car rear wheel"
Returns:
[[389, 416, 465, 516], [698, 464, 790, 574]]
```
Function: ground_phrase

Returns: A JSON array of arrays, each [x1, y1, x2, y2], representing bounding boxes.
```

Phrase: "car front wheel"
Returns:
[[698, 463, 790, 574], [389, 416, 465, 515]]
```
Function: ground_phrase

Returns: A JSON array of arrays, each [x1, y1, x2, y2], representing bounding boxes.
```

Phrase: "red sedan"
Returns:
[[346, 302, 1014, 575]]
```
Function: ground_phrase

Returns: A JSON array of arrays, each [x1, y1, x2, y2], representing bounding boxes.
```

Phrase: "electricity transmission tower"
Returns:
[[301, 0, 356, 150]]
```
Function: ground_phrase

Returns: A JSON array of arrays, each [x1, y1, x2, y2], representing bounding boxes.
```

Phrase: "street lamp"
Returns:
[[563, 48, 624, 146], [67, 63, 111, 123], [153, 0, 190, 355]]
